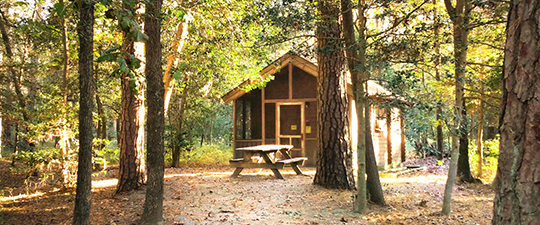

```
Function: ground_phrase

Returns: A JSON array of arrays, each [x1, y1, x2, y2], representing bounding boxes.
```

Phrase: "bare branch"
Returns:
[[470, 41, 504, 51], [366, 0, 430, 39], [467, 62, 502, 68]]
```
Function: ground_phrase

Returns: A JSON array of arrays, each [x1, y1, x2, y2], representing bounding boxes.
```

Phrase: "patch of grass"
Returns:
[[171, 144, 233, 167]]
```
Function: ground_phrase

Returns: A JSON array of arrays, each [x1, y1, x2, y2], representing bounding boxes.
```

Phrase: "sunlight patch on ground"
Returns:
[[165, 167, 316, 179], [165, 171, 232, 179], [0, 191, 46, 202], [381, 174, 447, 184], [92, 178, 118, 189]]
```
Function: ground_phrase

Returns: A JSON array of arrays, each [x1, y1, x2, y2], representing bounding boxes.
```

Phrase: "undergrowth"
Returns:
[[166, 144, 233, 167], [468, 136, 499, 184]]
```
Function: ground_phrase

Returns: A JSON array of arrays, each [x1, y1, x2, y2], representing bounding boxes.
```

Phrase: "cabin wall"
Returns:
[[229, 59, 405, 167], [389, 107, 403, 164]]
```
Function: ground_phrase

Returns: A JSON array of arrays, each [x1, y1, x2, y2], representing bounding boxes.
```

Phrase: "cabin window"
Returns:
[[236, 100, 251, 139]]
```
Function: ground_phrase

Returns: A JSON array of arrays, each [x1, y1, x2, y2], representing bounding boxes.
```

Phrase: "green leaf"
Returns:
[[99, 0, 113, 6], [178, 62, 187, 70], [117, 57, 128, 73], [173, 71, 182, 80], [129, 72, 139, 95], [133, 30, 148, 42], [54, 3, 66, 18], [97, 48, 118, 62], [129, 55, 141, 69]]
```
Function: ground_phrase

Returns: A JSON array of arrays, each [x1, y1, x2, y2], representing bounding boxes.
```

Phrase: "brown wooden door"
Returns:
[[277, 103, 304, 157]]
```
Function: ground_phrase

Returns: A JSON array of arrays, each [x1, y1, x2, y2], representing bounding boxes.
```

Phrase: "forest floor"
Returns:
[[0, 157, 494, 224]]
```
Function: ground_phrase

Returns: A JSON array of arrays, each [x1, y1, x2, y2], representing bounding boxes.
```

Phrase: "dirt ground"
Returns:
[[0, 157, 494, 224]]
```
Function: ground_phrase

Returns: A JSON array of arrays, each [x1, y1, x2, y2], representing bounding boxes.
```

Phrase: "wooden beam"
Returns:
[[288, 62, 293, 99], [232, 100, 237, 157], [276, 104, 280, 144], [264, 98, 317, 103], [387, 109, 392, 165], [301, 102, 306, 157], [262, 88, 266, 145], [229, 162, 285, 169], [400, 108, 406, 163]]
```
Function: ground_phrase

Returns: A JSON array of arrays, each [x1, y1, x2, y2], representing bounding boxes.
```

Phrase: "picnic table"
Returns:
[[229, 144, 307, 179]]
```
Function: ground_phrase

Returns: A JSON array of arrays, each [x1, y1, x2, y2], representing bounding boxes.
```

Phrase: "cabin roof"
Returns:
[[221, 53, 407, 105]]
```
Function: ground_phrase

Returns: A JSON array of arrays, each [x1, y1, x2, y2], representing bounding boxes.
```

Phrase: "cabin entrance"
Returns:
[[277, 102, 305, 157]]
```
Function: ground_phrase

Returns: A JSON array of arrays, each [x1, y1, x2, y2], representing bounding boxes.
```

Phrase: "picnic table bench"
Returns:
[[229, 144, 307, 179]]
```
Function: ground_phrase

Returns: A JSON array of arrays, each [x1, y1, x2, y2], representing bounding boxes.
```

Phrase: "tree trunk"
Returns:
[[442, 0, 470, 215], [365, 104, 386, 205], [313, 0, 355, 191], [72, 0, 94, 223], [457, 101, 476, 182], [116, 1, 147, 193], [141, 0, 165, 222], [492, 0, 540, 223], [0, 9, 15, 155], [476, 74, 484, 177], [163, 11, 190, 114], [172, 97, 186, 168], [433, 1, 444, 161]]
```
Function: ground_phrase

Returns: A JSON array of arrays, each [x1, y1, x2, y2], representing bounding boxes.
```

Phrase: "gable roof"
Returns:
[[222, 53, 407, 105]]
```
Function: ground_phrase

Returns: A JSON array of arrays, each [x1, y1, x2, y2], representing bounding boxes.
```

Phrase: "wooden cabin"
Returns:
[[222, 53, 406, 169]]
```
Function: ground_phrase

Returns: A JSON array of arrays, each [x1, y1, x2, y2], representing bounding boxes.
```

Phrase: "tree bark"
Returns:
[[163, 9, 190, 114], [0, 9, 15, 154], [72, 0, 94, 223], [313, 0, 355, 191], [343, 0, 367, 212], [365, 104, 386, 205], [457, 102, 477, 182], [476, 74, 484, 177], [141, 0, 164, 222], [116, 0, 147, 193], [492, 0, 540, 223], [442, 0, 470, 215], [171, 97, 186, 168], [433, 0, 444, 161]]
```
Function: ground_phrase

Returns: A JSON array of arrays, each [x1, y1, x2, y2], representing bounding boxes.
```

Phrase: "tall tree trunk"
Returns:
[[457, 101, 476, 182], [141, 0, 165, 222], [343, 0, 367, 212], [116, 1, 147, 193], [171, 97, 186, 167], [493, 0, 540, 222], [59, 0, 71, 185], [365, 104, 386, 205], [0, 9, 15, 155], [72, 0, 94, 223], [476, 79, 484, 178], [163, 10, 190, 114], [313, 0, 355, 191], [433, 0, 444, 161], [442, 0, 470, 215]]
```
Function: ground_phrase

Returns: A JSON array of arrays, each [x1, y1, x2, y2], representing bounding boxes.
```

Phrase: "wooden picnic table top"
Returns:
[[235, 144, 294, 152]]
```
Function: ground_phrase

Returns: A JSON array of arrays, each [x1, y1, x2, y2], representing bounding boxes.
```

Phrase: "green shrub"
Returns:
[[468, 136, 499, 184], [170, 144, 233, 167]]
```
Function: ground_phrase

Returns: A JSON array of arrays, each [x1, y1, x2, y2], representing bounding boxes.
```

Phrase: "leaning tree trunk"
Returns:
[[116, 1, 146, 193], [141, 0, 165, 222], [492, 0, 540, 223], [365, 104, 386, 205], [72, 0, 94, 223], [313, 0, 355, 190]]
